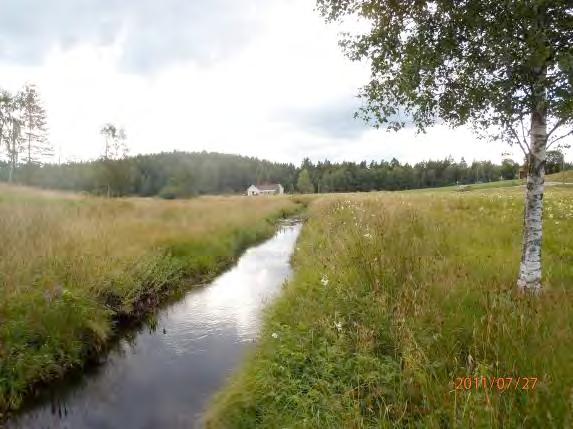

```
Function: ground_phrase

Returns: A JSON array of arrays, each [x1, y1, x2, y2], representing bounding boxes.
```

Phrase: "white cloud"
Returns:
[[1, 0, 569, 165]]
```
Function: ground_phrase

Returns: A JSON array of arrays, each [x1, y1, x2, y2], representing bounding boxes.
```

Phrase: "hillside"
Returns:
[[546, 170, 573, 183]]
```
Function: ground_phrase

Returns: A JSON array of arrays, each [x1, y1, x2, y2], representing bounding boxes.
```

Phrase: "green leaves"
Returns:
[[317, 0, 573, 141], [297, 169, 315, 194]]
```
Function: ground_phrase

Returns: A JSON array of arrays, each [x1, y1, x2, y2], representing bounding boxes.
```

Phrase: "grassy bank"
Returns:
[[207, 186, 573, 428], [546, 170, 573, 183], [0, 184, 302, 414]]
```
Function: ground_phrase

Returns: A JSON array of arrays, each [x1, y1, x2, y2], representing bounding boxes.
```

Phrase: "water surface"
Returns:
[[8, 222, 302, 429]]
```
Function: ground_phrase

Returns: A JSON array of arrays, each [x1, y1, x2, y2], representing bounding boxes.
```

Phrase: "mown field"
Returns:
[[0, 184, 302, 414], [207, 185, 573, 428]]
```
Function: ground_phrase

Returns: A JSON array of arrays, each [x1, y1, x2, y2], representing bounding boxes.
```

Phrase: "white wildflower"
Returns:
[[334, 321, 343, 332], [271, 332, 279, 339], [321, 275, 329, 286]]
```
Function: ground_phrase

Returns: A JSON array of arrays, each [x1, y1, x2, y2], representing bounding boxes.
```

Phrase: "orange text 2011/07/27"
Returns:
[[454, 377, 538, 391]]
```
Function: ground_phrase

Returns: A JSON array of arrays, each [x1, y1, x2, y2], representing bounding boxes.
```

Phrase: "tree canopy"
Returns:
[[297, 168, 315, 194], [317, 0, 573, 151]]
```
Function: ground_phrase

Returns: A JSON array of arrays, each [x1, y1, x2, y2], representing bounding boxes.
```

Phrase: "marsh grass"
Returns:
[[0, 184, 301, 414], [207, 186, 573, 428]]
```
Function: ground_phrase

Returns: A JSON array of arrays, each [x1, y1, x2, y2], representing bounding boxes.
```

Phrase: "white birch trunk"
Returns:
[[517, 109, 546, 293]]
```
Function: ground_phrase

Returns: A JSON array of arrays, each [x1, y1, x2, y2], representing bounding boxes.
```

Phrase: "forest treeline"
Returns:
[[1, 84, 569, 198], [1, 150, 570, 197]]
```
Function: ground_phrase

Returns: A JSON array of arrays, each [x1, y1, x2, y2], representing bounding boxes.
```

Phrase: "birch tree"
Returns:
[[317, 0, 573, 293], [100, 123, 127, 160], [0, 90, 10, 166], [99, 123, 128, 197], [0, 91, 24, 183]]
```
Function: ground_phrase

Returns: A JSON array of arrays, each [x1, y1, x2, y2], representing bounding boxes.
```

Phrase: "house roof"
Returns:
[[252, 184, 281, 191]]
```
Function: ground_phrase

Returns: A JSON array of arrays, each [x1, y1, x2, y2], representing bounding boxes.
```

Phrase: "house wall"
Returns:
[[247, 185, 283, 196]]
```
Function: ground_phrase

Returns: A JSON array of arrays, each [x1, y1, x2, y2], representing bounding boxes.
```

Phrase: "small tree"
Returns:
[[0, 91, 24, 183], [297, 169, 315, 194], [0, 90, 10, 172], [317, 0, 573, 293], [546, 150, 565, 174], [99, 123, 128, 197], [100, 123, 127, 161], [19, 84, 51, 184], [20, 84, 50, 166], [501, 159, 519, 180]]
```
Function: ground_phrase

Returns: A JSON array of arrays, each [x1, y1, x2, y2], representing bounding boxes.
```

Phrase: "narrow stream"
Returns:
[[8, 222, 302, 429]]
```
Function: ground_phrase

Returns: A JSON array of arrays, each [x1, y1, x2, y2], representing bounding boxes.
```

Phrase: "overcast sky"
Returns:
[[1, 0, 563, 165]]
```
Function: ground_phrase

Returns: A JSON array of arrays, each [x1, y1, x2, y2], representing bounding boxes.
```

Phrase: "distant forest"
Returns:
[[0, 150, 570, 198], [1, 84, 570, 198]]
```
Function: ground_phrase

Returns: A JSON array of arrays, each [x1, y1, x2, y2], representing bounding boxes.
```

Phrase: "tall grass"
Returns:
[[0, 184, 301, 414], [207, 186, 573, 428]]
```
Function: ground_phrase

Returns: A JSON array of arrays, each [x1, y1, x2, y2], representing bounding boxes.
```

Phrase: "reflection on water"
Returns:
[[8, 223, 302, 429]]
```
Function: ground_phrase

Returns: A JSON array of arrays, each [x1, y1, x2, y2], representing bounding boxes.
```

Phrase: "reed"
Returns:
[[0, 184, 301, 414]]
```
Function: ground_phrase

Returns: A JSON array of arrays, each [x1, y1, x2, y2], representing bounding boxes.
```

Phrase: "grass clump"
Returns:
[[0, 184, 302, 414], [207, 186, 573, 428]]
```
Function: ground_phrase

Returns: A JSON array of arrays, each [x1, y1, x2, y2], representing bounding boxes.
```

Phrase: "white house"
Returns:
[[247, 184, 284, 196]]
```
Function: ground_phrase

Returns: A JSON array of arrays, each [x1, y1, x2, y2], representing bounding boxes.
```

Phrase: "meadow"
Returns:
[[207, 185, 573, 428], [0, 184, 301, 414]]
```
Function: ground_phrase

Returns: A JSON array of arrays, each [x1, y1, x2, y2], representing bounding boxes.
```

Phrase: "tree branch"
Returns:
[[547, 129, 573, 149], [508, 124, 530, 157], [519, 116, 531, 153], [547, 118, 567, 138]]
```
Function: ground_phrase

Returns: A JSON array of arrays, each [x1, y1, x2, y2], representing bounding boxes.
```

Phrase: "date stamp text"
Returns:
[[454, 376, 538, 392]]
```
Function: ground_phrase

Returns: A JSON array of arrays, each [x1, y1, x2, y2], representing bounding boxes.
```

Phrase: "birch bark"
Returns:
[[517, 108, 546, 293]]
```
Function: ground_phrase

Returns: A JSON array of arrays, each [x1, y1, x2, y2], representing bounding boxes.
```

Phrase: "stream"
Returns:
[[7, 222, 302, 429]]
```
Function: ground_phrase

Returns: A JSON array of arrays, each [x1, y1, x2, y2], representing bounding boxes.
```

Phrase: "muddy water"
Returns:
[[8, 222, 302, 429]]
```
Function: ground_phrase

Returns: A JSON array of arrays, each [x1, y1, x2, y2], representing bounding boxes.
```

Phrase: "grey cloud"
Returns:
[[0, 0, 266, 72], [280, 97, 372, 140]]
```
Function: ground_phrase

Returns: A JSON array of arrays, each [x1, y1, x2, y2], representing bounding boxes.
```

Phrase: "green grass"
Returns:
[[405, 179, 524, 193], [206, 186, 573, 428], [0, 184, 303, 415]]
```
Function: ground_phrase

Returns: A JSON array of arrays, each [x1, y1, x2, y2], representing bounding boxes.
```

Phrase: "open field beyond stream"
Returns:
[[207, 185, 573, 428], [1, 183, 573, 427]]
